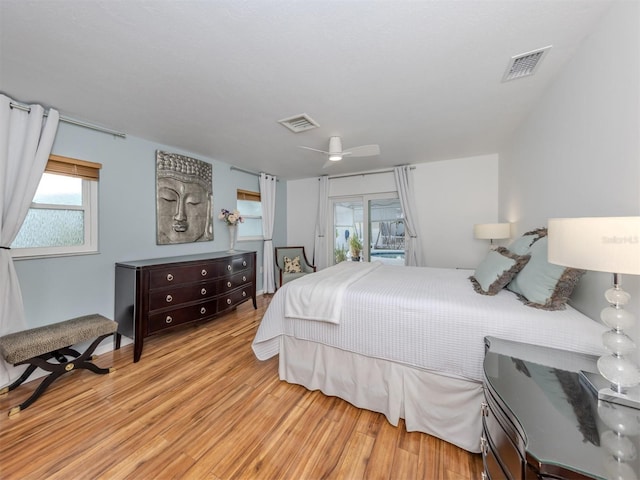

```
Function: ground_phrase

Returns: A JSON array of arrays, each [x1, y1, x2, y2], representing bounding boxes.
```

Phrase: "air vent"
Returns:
[[278, 113, 320, 133], [502, 46, 552, 82]]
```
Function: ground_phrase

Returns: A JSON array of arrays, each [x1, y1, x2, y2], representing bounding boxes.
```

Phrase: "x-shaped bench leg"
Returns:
[[4, 333, 115, 416]]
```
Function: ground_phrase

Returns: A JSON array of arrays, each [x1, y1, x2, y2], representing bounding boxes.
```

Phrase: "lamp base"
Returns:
[[579, 370, 640, 410]]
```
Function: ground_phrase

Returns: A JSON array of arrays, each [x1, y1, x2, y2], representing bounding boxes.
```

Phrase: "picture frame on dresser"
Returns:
[[114, 251, 256, 362]]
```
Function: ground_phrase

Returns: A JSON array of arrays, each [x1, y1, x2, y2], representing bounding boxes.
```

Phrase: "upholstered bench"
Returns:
[[0, 314, 117, 417]]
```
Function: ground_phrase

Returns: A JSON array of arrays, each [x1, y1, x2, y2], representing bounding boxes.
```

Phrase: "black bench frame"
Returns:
[[1, 333, 114, 416]]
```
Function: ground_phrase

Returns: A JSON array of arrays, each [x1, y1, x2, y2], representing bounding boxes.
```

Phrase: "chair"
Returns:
[[275, 246, 316, 289], [391, 221, 405, 249]]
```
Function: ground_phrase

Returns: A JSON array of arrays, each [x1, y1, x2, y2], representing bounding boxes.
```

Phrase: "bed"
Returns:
[[252, 237, 608, 453]]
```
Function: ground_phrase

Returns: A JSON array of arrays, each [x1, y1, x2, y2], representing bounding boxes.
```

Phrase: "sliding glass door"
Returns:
[[331, 195, 404, 265]]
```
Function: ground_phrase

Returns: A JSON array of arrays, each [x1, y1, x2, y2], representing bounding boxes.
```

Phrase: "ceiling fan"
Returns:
[[300, 136, 380, 167]]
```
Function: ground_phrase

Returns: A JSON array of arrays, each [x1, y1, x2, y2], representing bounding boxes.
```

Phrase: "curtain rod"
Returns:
[[327, 166, 415, 180], [9, 101, 127, 138], [230, 166, 278, 180]]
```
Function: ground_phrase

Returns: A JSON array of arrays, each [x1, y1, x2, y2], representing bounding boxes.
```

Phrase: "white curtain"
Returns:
[[0, 94, 59, 387], [313, 175, 329, 270], [260, 173, 277, 294], [394, 165, 424, 267]]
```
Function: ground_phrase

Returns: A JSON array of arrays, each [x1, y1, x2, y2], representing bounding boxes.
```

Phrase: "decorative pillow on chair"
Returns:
[[470, 247, 530, 295], [283, 255, 302, 273], [507, 236, 585, 310]]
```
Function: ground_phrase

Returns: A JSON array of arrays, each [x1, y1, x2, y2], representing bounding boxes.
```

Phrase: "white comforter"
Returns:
[[284, 261, 382, 323], [253, 264, 607, 382]]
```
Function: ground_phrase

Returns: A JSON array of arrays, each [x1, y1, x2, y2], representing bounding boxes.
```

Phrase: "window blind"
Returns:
[[46, 154, 102, 181]]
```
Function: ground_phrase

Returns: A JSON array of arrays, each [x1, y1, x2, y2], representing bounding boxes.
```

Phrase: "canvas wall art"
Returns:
[[156, 150, 213, 245]]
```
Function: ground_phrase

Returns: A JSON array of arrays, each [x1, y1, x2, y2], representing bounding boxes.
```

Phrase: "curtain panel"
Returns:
[[313, 175, 329, 270], [0, 94, 59, 387], [260, 173, 277, 294], [393, 166, 424, 267]]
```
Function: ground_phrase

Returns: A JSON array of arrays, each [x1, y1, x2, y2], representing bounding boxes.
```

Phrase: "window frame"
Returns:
[[236, 188, 263, 241], [11, 155, 101, 259]]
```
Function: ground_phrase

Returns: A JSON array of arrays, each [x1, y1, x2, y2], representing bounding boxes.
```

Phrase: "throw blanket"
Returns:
[[284, 261, 382, 323]]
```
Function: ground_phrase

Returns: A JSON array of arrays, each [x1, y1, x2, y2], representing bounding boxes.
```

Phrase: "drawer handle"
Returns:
[[165, 316, 173, 324], [166, 273, 174, 281], [481, 402, 488, 417], [201, 269, 207, 276], [227, 264, 232, 271], [200, 307, 207, 315], [227, 298, 232, 305], [242, 291, 246, 297], [480, 436, 488, 455], [242, 276, 246, 282], [201, 288, 207, 295], [242, 260, 247, 267], [227, 281, 232, 288], [166, 294, 173, 303]]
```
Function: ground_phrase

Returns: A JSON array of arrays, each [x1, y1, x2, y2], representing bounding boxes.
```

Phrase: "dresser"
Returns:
[[482, 336, 640, 480], [115, 251, 256, 362]]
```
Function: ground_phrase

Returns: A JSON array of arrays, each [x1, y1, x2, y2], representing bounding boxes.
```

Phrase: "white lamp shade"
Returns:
[[548, 217, 640, 275], [473, 223, 511, 240]]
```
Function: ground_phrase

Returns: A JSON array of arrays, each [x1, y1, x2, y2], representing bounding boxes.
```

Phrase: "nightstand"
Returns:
[[482, 336, 640, 480]]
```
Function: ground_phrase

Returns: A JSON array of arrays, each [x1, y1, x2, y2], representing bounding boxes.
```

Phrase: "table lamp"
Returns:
[[473, 223, 511, 249], [548, 216, 640, 409]]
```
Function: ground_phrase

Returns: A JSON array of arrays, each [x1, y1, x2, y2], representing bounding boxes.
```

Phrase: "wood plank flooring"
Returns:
[[0, 295, 483, 480]]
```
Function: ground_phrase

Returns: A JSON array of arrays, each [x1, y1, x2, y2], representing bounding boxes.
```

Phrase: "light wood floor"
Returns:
[[0, 295, 483, 480]]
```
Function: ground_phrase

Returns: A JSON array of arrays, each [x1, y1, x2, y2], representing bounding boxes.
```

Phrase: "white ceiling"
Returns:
[[0, 0, 614, 180]]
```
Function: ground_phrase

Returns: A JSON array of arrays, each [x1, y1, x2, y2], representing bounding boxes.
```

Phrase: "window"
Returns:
[[11, 154, 101, 258], [236, 189, 262, 240]]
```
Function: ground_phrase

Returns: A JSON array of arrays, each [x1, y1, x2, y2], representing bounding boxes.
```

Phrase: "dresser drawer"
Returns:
[[149, 262, 221, 289], [148, 280, 218, 311], [482, 434, 509, 480], [219, 271, 252, 292], [221, 254, 253, 275], [147, 298, 218, 333], [218, 285, 252, 311], [483, 394, 524, 480]]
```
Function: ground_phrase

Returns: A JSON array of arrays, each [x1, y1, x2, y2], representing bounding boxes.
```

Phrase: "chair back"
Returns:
[[275, 246, 306, 269], [274, 246, 316, 288]]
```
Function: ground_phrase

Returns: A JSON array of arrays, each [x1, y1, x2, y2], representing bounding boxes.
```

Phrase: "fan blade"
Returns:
[[299, 146, 330, 154], [343, 144, 380, 157]]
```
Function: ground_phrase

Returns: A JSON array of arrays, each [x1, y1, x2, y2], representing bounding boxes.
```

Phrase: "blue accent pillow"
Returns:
[[507, 236, 585, 310], [507, 227, 547, 255], [470, 247, 531, 295]]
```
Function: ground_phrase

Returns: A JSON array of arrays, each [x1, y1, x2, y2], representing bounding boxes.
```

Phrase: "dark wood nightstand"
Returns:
[[482, 336, 640, 480]]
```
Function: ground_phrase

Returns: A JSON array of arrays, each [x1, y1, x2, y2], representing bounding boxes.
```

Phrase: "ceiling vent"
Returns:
[[502, 46, 552, 82], [278, 113, 320, 133]]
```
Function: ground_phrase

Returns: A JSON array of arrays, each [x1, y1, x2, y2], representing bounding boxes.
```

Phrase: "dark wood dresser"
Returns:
[[482, 336, 640, 480], [115, 251, 256, 362]]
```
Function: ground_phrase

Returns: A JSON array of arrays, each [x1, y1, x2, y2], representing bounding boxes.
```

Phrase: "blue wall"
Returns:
[[14, 121, 286, 328]]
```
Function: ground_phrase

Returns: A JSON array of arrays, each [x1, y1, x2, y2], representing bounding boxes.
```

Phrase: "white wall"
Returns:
[[14, 121, 287, 329], [287, 153, 500, 269], [499, 1, 640, 362], [414, 154, 500, 268], [286, 177, 318, 257]]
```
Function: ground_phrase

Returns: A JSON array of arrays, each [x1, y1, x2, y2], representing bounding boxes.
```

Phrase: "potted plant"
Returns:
[[334, 246, 347, 264], [349, 235, 363, 262]]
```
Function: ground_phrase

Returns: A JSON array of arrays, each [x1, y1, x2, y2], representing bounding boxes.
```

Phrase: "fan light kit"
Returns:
[[300, 136, 380, 168]]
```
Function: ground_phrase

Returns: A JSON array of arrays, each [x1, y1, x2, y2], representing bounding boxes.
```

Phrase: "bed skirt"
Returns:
[[279, 336, 484, 453]]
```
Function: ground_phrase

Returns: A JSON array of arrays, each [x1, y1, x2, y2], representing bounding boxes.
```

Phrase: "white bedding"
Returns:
[[253, 263, 607, 382], [284, 260, 382, 323]]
